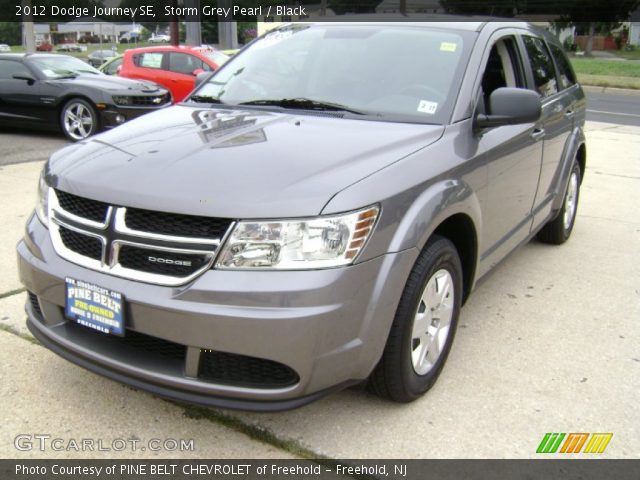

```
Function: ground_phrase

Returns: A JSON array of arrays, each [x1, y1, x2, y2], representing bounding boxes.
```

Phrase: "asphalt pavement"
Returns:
[[585, 87, 640, 127], [0, 112, 639, 459]]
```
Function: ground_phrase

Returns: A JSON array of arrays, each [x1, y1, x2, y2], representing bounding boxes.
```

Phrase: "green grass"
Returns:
[[570, 57, 640, 78], [614, 49, 640, 61]]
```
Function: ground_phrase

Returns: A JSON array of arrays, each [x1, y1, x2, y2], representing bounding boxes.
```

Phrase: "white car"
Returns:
[[149, 34, 170, 43], [0, 44, 11, 52]]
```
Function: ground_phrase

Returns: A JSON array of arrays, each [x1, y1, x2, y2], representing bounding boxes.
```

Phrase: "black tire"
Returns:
[[60, 98, 99, 142], [538, 160, 581, 245], [368, 235, 463, 402]]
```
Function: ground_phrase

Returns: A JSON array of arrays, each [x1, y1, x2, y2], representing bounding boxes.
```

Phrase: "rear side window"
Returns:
[[522, 36, 558, 98], [0, 59, 31, 79], [549, 43, 577, 90], [134, 53, 163, 69]]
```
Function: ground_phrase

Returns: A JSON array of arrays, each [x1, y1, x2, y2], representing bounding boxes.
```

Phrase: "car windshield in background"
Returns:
[[193, 24, 474, 123], [30, 56, 101, 78], [202, 50, 230, 66], [93, 50, 116, 58]]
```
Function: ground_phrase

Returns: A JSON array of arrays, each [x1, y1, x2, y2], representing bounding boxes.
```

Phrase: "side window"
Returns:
[[168, 53, 200, 75], [134, 53, 163, 69], [0, 60, 31, 79], [480, 37, 525, 111], [549, 43, 577, 90], [522, 36, 558, 98]]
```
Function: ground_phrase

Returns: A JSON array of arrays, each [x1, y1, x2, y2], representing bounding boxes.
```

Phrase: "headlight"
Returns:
[[216, 206, 379, 270], [112, 95, 131, 106], [35, 169, 49, 227]]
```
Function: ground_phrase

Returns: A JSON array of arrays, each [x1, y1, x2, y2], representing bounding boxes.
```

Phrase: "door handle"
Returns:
[[531, 128, 546, 141], [564, 109, 575, 118]]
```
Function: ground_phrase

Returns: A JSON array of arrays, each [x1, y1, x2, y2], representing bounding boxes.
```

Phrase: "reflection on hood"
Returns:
[[192, 109, 267, 148]]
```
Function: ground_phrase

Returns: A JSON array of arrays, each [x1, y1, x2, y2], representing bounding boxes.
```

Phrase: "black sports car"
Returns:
[[0, 53, 172, 141]]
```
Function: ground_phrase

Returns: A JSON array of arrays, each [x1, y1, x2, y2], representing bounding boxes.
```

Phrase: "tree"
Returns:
[[0, 22, 20, 45], [552, 0, 639, 55], [441, 0, 639, 56]]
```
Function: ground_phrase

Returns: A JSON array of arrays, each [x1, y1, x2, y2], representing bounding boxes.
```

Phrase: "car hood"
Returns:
[[52, 74, 164, 93], [48, 106, 444, 218]]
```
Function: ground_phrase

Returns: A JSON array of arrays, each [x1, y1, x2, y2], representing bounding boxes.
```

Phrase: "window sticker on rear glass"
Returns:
[[417, 100, 438, 115], [440, 42, 458, 52]]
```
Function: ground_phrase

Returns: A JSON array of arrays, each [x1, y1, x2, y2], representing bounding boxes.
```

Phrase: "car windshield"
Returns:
[[31, 56, 101, 78], [192, 24, 474, 124]]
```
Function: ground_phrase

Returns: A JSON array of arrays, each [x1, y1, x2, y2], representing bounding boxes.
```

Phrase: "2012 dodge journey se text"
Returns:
[[17, 20, 586, 411]]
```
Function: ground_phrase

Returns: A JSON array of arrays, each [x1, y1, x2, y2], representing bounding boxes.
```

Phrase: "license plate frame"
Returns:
[[64, 277, 125, 336]]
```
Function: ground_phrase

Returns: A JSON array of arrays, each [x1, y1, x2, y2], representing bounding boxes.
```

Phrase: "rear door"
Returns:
[[127, 51, 166, 84], [166, 52, 205, 101], [520, 35, 576, 225]]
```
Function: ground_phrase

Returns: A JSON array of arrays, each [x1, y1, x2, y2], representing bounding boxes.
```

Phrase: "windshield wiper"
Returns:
[[188, 95, 225, 104], [239, 98, 365, 115]]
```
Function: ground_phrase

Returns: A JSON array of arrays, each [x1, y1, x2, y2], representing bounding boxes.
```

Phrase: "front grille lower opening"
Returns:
[[55, 189, 109, 223], [198, 350, 299, 389], [66, 321, 187, 361], [28, 292, 43, 319]]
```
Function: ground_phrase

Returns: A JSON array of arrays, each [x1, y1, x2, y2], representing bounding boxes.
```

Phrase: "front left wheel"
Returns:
[[60, 98, 99, 141], [368, 235, 462, 402]]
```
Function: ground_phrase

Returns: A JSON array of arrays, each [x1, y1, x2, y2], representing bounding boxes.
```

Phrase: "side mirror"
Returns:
[[12, 73, 36, 85], [194, 71, 211, 88], [192, 68, 205, 77], [475, 87, 541, 129]]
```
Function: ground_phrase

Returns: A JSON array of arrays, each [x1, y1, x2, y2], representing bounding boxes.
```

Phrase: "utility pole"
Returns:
[[22, 0, 35, 53], [400, 0, 407, 15], [184, 0, 202, 46], [218, 0, 238, 49], [320, 0, 327, 16], [170, 0, 179, 46]]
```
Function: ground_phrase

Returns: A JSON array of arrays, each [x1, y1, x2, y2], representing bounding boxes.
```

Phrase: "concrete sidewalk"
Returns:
[[1, 122, 638, 459]]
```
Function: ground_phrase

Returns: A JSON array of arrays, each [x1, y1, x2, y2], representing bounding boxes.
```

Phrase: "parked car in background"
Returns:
[[87, 49, 118, 67], [98, 54, 123, 75], [149, 33, 170, 43], [36, 42, 53, 52], [119, 45, 229, 102], [57, 44, 82, 52], [0, 44, 11, 53], [0, 53, 171, 141], [119, 32, 140, 44], [18, 21, 586, 410]]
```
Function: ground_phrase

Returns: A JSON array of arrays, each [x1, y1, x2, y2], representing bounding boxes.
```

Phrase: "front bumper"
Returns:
[[18, 213, 418, 411], [100, 104, 170, 129]]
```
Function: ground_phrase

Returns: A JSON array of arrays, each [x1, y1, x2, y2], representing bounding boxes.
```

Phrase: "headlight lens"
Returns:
[[112, 95, 131, 106], [35, 169, 49, 227], [216, 206, 379, 270]]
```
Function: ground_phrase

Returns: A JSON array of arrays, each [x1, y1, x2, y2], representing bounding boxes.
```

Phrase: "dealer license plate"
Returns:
[[65, 277, 125, 336]]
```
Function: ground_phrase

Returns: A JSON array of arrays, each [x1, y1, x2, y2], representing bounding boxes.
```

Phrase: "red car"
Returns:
[[119, 45, 229, 102], [36, 42, 53, 52]]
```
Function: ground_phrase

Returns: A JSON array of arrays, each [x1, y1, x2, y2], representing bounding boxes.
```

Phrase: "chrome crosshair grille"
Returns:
[[48, 189, 234, 286]]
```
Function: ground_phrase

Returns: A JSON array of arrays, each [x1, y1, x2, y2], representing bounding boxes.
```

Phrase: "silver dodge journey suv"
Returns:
[[18, 20, 586, 410]]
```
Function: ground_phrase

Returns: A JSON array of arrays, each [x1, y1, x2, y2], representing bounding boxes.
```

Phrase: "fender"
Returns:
[[550, 125, 586, 214]]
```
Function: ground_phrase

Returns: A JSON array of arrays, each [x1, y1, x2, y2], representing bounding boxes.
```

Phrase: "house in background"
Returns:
[[376, 0, 443, 13], [629, 8, 640, 45]]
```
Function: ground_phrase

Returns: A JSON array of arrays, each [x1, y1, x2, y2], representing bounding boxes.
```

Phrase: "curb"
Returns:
[[582, 85, 640, 95]]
